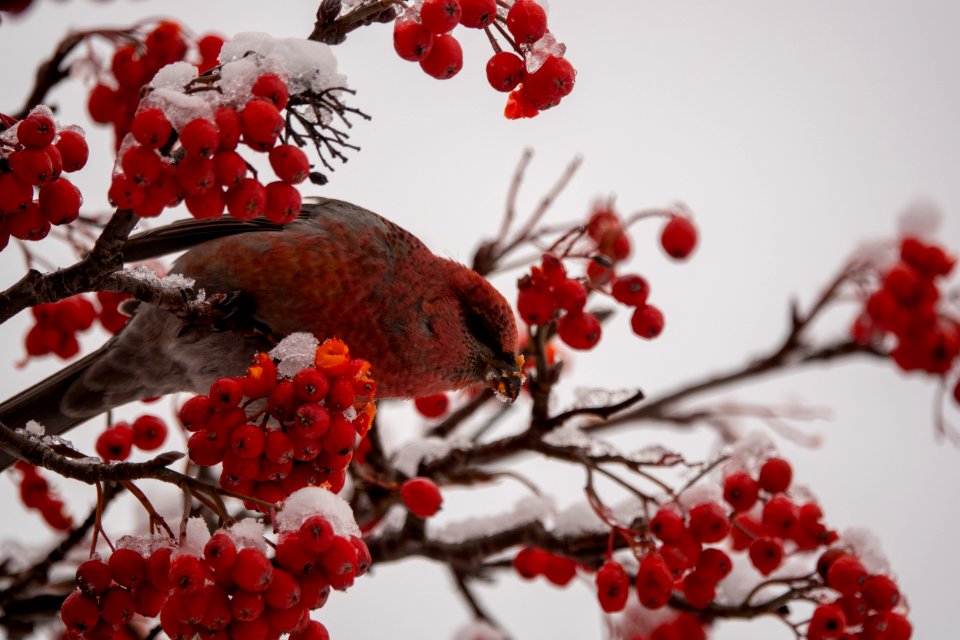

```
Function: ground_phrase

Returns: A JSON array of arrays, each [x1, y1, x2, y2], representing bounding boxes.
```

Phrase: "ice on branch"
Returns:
[[275, 486, 361, 538], [543, 422, 617, 456], [842, 527, 891, 575], [434, 495, 555, 544], [124, 265, 197, 295], [523, 31, 566, 73], [269, 332, 320, 378], [24, 420, 44, 436], [552, 500, 610, 536], [181, 517, 212, 556]]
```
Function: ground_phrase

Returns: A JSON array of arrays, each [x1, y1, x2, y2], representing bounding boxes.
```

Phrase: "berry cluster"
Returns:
[[24, 295, 96, 360], [23, 292, 130, 361], [518, 253, 601, 350], [516, 209, 697, 351], [510, 453, 912, 639], [87, 21, 224, 148], [95, 415, 169, 462], [110, 78, 307, 222], [61, 489, 367, 640], [0, 107, 88, 251], [182, 339, 376, 511], [853, 235, 958, 377], [392, 0, 576, 119], [13, 461, 72, 531], [807, 551, 911, 640]]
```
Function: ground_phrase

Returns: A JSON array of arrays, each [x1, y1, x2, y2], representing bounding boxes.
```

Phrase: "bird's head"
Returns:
[[428, 261, 524, 402]]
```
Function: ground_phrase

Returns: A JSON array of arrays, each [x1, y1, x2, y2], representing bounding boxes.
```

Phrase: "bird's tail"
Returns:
[[0, 346, 107, 471]]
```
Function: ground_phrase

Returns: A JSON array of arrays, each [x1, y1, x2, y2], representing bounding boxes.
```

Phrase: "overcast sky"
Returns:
[[1, 1, 958, 638]]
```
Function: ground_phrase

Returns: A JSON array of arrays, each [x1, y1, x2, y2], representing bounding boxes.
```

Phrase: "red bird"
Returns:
[[0, 198, 523, 469]]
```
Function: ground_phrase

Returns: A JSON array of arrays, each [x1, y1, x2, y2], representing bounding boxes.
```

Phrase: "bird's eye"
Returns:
[[462, 304, 502, 354]]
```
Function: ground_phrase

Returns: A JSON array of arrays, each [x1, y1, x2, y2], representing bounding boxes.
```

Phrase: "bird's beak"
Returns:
[[482, 353, 526, 403]]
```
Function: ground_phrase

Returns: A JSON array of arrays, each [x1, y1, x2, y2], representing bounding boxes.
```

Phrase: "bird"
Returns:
[[0, 198, 524, 470]]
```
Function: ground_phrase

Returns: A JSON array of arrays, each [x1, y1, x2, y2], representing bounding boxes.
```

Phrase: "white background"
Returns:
[[1, 1, 958, 638]]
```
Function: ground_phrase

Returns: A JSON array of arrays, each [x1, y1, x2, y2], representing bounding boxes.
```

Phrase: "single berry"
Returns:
[[506, 0, 548, 43], [401, 477, 443, 518], [748, 537, 784, 575], [419, 33, 463, 79], [758, 457, 792, 494], [631, 304, 664, 339], [459, 0, 496, 28], [660, 215, 698, 259], [393, 20, 434, 61], [557, 310, 602, 350], [132, 109, 173, 149], [486, 51, 525, 92], [421, 0, 462, 33], [415, 393, 449, 418], [17, 112, 57, 149], [252, 73, 290, 110], [131, 415, 168, 450]]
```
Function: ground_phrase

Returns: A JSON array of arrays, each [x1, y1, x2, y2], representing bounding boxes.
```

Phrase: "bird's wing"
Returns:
[[121, 197, 346, 263]]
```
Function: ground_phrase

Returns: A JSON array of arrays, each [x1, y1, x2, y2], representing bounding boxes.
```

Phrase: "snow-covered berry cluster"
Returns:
[[392, 0, 576, 119], [182, 336, 376, 511], [13, 460, 72, 531], [86, 21, 224, 148], [61, 488, 368, 640], [0, 107, 88, 251]]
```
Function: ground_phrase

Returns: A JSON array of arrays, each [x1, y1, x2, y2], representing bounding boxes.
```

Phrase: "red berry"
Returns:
[[506, 0, 548, 43], [108, 173, 147, 209], [231, 588, 264, 621], [204, 531, 237, 572], [109, 548, 146, 589], [9, 148, 52, 185], [293, 403, 331, 440], [198, 33, 225, 64], [863, 575, 900, 611], [268, 144, 310, 184], [748, 537, 784, 575], [168, 555, 206, 594], [688, 502, 731, 543], [131, 414, 167, 450], [88, 84, 118, 124], [554, 279, 587, 312], [8, 203, 50, 241], [595, 560, 629, 613], [827, 555, 868, 596], [215, 107, 242, 151], [61, 590, 100, 633], [265, 568, 301, 609], [696, 547, 732, 582], [252, 73, 290, 110], [459, 0, 495, 28], [321, 536, 359, 579], [264, 181, 302, 224], [807, 603, 847, 640], [421, 0, 462, 33], [291, 620, 331, 640], [227, 178, 268, 220], [517, 281, 556, 325], [179, 395, 214, 431], [635, 553, 673, 609], [121, 145, 164, 186], [209, 377, 244, 409], [185, 187, 226, 219], [17, 112, 56, 149], [299, 515, 335, 553], [611, 274, 650, 307], [38, 178, 83, 225], [523, 56, 576, 109], [232, 547, 274, 592], [401, 477, 443, 518], [650, 507, 685, 543], [758, 457, 792, 493], [0, 173, 34, 213], [229, 423, 265, 459], [326, 376, 356, 412], [415, 393, 449, 418], [44, 145, 63, 180], [112, 45, 148, 88], [660, 215, 698, 259], [542, 553, 576, 587], [180, 118, 219, 158], [723, 471, 760, 512], [76, 559, 113, 596], [557, 310, 602, 350], [762, 494, 798, 537], [393, 20, 434, 61], [240, 100, 283, 150], [292, 368, 330, 403], [132, 109, 172, 149], [419, 33, 463, 79], [96, 423, 134, 461], [681, 570, 716, 609], [485, 51, 525, 92], [631, 304, 664, 339], [513, 547, 546, 579]]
